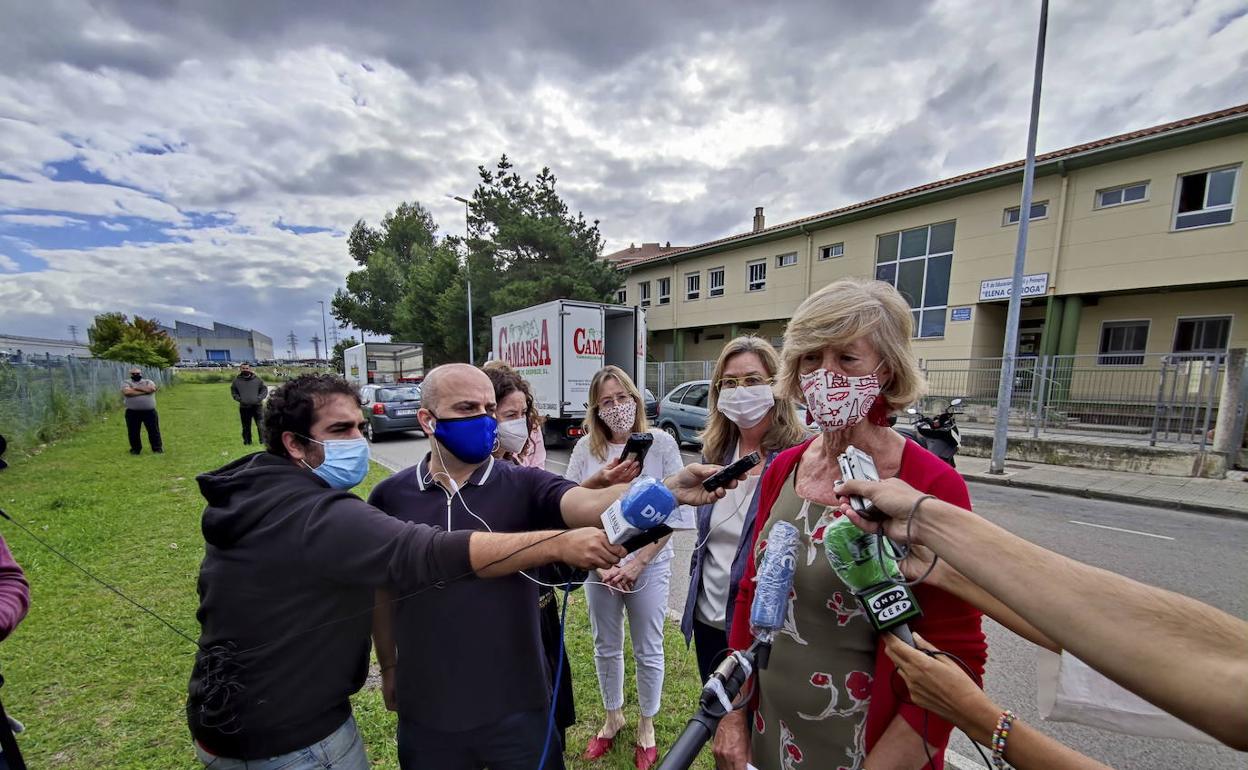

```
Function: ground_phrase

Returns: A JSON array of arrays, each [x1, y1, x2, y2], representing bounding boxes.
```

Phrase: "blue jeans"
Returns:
[[194, 716, 367, 770]]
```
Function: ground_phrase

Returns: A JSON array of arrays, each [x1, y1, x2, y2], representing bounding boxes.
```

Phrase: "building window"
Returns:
[[1173, 316, 1231, 354], [657, 277, 671, 305], [1174, 166, 1238, 230], [747, 260, 767, 292], [708, 267, 725, 297], [1098, 320, 1149, 366], [775, 251, 798, 268], [616, 288, 626, 304], [875, 220, 954, 338], [1096, 182, 1148, 209], [1003, 201, 1049, 225], [685, 272, 700, 301], [639, 281, 651, 307], [819, 243, 844, 260]]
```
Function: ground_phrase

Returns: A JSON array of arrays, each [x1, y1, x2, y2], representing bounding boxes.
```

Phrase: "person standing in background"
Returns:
[[483, 360, 547, 469], [231, 363, 269, 446], [121, 367, 162, 455], [0, 531, 30, 770], [565, 365, 691, 770], [680, 337, 807, 683]]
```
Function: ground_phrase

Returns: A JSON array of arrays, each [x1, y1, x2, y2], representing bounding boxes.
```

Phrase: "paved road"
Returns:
[[369, 434, 1248, 769]]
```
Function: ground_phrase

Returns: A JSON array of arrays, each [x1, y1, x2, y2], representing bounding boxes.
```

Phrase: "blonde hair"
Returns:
[[583, 365, 649, 461], [779, 277, 926, 412], [700, 337, 808, 463]]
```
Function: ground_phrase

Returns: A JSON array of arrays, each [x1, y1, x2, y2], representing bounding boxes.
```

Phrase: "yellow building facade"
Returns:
[[622, 105, 1248, 367]]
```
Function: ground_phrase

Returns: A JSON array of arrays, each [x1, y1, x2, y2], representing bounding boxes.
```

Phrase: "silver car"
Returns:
[[359, 385, 424, 441]]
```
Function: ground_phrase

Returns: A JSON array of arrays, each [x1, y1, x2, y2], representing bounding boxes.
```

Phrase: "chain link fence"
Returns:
[[0, 355, 173, 453]]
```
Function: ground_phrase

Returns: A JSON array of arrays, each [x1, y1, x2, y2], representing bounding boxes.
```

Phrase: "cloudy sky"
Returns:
[[1, 0, 1245, 350]]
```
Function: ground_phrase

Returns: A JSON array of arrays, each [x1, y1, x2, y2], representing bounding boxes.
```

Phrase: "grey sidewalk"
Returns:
[[958, 454, 1248, 517]]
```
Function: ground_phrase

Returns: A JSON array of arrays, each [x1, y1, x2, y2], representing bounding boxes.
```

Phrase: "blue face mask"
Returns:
[[432, 413, 498, 465], [301, 437, 371, 490]]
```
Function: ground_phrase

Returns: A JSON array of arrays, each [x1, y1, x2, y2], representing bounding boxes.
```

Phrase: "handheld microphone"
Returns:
[[600, 477, 676, 552], [749, 520, 799, 667], [824, 514, 921, 645]]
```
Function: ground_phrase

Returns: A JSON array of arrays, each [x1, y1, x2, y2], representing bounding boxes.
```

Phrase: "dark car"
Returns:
[[644, 388, 658, 421], [360, 384, 423, 441]]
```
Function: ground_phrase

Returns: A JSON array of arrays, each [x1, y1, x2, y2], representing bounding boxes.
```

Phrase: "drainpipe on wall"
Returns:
[[1048, 161, 1070, 292], [800, 224, 814, 298]]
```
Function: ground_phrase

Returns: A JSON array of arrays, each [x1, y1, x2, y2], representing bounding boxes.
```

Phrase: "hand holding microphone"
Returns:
[[835, 475, 933, 544]]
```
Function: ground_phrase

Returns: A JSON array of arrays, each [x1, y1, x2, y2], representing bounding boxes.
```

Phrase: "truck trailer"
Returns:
[[342, 342, 425, 387], [490, 300, 646, 445]]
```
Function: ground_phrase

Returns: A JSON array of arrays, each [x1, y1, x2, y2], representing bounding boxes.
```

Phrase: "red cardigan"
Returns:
[[728, 437, 987, 768]]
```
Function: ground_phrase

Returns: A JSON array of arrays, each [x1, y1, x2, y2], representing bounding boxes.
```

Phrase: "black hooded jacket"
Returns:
[[186, 452, 472, 759]]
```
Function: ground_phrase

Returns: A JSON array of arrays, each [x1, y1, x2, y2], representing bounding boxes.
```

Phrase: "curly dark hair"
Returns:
[[482, 364, 541, 461], [263, 374, 361, 458]]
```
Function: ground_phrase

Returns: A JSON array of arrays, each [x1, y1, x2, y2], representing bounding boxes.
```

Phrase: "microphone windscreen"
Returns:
[[750, 520, 799, 633]]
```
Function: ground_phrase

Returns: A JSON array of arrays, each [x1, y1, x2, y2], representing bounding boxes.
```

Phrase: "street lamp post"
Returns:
[[449, 194, 474, 365], [318, 300, 330, 365]]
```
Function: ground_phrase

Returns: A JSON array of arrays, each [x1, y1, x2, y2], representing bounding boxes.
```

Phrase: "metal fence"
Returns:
[[0, 355, 173, 452], [646, 354, 1239, 448], [921, 353, 1228, 446], [645, 361, 716, 399]]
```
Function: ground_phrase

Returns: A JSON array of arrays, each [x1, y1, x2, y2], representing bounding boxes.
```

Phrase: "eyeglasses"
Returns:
[[715, 375, 774, 390], [597, 394, 635, 409]]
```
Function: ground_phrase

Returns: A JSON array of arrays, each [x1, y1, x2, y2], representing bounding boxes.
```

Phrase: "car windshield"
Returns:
[[377, 387, 420, 402]]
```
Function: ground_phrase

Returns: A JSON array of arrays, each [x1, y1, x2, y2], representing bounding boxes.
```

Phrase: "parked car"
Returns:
[[656, 380, 710, 447], [644, 388, 658, 421], [657, 379, 818, 448], [359, 384, 424, 441]]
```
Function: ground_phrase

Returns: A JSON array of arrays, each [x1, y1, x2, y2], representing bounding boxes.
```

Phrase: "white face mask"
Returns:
[[799, 367, 883, 433], [716, 384, 775, 429], [599, 399, 637, 435], [496, 418, 529, 455]]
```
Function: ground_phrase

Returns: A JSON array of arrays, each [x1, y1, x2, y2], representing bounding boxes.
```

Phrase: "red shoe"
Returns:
[[583, 735, 614, 760], [634, 744, 658, 770]]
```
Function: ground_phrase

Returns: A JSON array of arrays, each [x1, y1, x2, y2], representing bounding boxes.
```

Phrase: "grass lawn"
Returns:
[[0, 384, 714, 768]]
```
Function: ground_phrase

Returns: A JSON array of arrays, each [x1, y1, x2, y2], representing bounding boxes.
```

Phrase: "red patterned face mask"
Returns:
[[798, 366, 882, 433]]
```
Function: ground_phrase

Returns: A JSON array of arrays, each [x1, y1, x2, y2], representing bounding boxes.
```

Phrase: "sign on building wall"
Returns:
[[950, 307, 973, 322], [978, 273, 1049, 302]]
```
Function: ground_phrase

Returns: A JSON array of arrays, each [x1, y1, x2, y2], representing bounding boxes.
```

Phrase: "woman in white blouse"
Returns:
[[679, 336, 807, 682], [565, 365, 689, 770]]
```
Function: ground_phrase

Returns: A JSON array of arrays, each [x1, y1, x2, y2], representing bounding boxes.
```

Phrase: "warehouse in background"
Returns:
[[158, 321, 274, 364]]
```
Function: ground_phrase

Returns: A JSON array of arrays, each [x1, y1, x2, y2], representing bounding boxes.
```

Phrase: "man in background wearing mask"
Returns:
[[369, 364, 728, 770], [121, 366, 162, 455], [187, 373, 629, 770], [229, 362, 268, 446]]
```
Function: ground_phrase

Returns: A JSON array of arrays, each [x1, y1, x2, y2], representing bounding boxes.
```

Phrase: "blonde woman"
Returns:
[[679, 337, 808, 684], [713, 278, 987, 770], [565, 365, 689, 770]]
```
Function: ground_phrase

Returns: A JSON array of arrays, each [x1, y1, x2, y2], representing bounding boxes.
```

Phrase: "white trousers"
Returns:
[[584, 557, 672, 717]]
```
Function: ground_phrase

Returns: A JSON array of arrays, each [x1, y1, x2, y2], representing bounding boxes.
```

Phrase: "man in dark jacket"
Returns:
[[229, 363, 268, 445], [187, 374, 628, 770]]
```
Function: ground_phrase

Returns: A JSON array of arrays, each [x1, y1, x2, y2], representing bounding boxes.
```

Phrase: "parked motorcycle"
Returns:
[[892, 398, 963, 467]]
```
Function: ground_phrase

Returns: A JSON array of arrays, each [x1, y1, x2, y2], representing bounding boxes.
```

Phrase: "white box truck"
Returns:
[[342, 342, 425, 387], [490, 300, 646, 445]]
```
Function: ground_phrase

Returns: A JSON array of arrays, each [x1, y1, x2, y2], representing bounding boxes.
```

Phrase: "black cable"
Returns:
[[0, 508, 202, 649], [0, 506, 571, 657], [889, 647, 993, 770]]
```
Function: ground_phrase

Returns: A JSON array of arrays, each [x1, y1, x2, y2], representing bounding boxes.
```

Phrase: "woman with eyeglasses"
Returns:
[[712, 278, 986, 770], [565, 365, 691, 770], [679, 337, 809, 684]]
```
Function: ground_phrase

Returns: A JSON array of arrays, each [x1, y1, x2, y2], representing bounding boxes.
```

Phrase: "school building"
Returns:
[[619, 103, 1248, 367]]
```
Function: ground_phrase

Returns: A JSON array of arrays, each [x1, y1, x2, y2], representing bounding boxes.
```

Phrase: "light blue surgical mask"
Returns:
[[300, 436, 371, 490]]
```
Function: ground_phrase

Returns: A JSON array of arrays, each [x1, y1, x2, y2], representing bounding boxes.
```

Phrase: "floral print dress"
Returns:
[[751, 475, 876, 770]]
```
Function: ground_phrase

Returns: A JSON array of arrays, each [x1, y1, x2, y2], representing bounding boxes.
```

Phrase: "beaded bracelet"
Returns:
[[990, 709, 1017, 768]]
